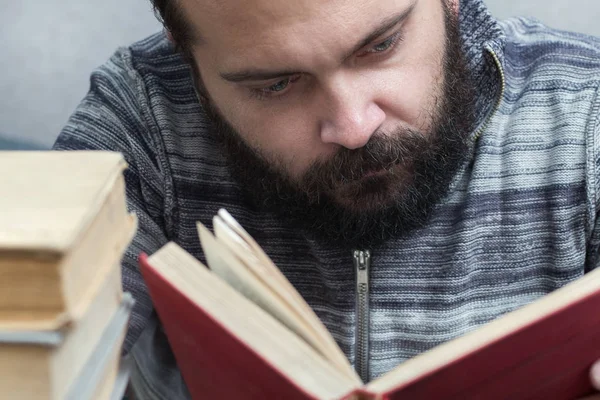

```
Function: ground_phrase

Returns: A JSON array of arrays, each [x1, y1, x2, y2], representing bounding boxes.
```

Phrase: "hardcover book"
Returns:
[[140, 209, 600, 400]]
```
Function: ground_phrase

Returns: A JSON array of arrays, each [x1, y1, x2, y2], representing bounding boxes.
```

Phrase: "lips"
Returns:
[[361, 168, 388, 179], [360, 159, 402, 179]]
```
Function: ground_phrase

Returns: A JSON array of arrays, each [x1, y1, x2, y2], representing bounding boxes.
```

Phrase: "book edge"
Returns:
[[109, 355, 133, 400], [64, 293, 134, 400], [0, 213, 137, 331], [0, 151, 127, 254]]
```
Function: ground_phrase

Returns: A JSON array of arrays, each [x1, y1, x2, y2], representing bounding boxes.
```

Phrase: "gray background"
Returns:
[[1, 0, 599, 149]]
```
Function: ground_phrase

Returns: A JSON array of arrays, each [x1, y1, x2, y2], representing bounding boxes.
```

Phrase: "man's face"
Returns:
[[181, 0, 475, 246]]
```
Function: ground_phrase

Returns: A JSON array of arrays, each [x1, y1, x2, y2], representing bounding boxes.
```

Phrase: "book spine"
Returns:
[[339, 388, 378, 400]]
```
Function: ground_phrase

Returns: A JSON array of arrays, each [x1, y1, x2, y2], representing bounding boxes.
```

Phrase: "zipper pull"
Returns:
[[353, 249, 371, 383]]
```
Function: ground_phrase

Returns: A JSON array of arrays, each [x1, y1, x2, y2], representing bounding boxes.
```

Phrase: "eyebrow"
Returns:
[[220, 1, 417, 83], [342, 1, 417, 61]]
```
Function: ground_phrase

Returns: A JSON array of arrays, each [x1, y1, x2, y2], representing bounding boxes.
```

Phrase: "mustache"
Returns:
[[301, 128, 432, 190]]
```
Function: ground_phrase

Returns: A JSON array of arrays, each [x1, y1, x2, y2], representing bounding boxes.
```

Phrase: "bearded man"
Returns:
[[53, 0, 600, 398]]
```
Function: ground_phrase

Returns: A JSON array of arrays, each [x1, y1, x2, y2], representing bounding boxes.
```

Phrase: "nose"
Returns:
[[318, 76, 386, 150]]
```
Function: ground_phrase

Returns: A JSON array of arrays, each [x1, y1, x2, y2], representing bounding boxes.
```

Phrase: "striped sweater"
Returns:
[[53, 0, 600, 398]]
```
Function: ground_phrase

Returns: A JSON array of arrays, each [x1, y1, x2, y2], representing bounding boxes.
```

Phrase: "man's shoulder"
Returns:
[[499, 17, 600, 82], [478, 18, 600, 215], [127, 31, 193, 77], [128, 30, 176, 57], [54, 30, 211, 183], [78, 31, 212, 157], [96, 31, 195, 98], [494, 17, 600, 146]]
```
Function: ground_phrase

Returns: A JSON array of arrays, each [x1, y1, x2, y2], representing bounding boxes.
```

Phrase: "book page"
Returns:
[[214, 210, 353, 349], [212, 215, 314, 313], [146, 242, 360, 399], [199, 220, 360, 383], [216, 209, 303, 290], [198, 223, 305, 333]]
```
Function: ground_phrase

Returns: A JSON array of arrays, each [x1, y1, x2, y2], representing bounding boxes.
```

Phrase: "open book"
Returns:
[[139, 209, 600, 400]]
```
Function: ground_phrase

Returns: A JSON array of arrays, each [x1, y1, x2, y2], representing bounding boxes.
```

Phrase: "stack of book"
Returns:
[[0, 151, 137, 399]]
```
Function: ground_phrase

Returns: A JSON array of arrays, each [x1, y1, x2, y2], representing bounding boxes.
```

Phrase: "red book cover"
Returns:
[[139, 253, 329, 400], [374, 288, 600, 400]]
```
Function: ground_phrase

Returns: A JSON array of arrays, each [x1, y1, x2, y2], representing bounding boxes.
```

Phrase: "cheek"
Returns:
[[196, 77, 321, 177], [379, 60, 444, 132], [377, 5, 447, 131], [212, 94, 326, 178], [240, 112, 327, 178]]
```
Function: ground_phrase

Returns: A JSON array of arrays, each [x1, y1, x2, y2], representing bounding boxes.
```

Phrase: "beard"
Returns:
[[198, 5, 476, 249]]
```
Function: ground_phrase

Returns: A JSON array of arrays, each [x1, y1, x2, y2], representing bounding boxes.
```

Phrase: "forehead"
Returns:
[[183, 0, 416, 58]]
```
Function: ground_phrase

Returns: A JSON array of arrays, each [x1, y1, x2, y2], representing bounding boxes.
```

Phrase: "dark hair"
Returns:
[[150, 0, 210, 101], [150, 0, 193, 58]]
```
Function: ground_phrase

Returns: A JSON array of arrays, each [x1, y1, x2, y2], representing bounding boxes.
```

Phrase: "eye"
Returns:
[[372, 37, 396, 52], [251, 74, 301, 100], [361, 31, 404, 57], [266, 78, 293, 93]]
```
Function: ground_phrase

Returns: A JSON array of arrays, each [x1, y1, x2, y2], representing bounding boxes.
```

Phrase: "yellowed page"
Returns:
[[199, 220, 360, 383]]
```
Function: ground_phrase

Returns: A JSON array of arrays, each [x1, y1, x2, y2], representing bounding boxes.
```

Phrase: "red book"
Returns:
[[139, 209, 600, 400]]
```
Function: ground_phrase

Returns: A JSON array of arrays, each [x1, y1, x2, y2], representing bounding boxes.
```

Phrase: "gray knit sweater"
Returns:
[[53, 0, 600, 397]]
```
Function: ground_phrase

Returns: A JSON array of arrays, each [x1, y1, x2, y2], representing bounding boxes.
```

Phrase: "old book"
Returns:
[[139, 209, 600, 400], [108, 355, 133, 400], [0, 228, 134, 400], [64, 294, 134, 400], [0, 151, 135, 330]]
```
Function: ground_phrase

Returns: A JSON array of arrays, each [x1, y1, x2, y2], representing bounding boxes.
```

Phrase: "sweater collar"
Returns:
[[459, 0, 506, 138]]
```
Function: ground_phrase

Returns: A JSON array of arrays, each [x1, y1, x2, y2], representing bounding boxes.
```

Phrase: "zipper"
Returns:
[[353, 249, 371, 383], [349, 47, 503, 384], [473, 46, 506, 141]]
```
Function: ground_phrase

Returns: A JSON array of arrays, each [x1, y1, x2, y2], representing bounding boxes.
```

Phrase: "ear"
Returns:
[[165, 29, 175, 43]]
